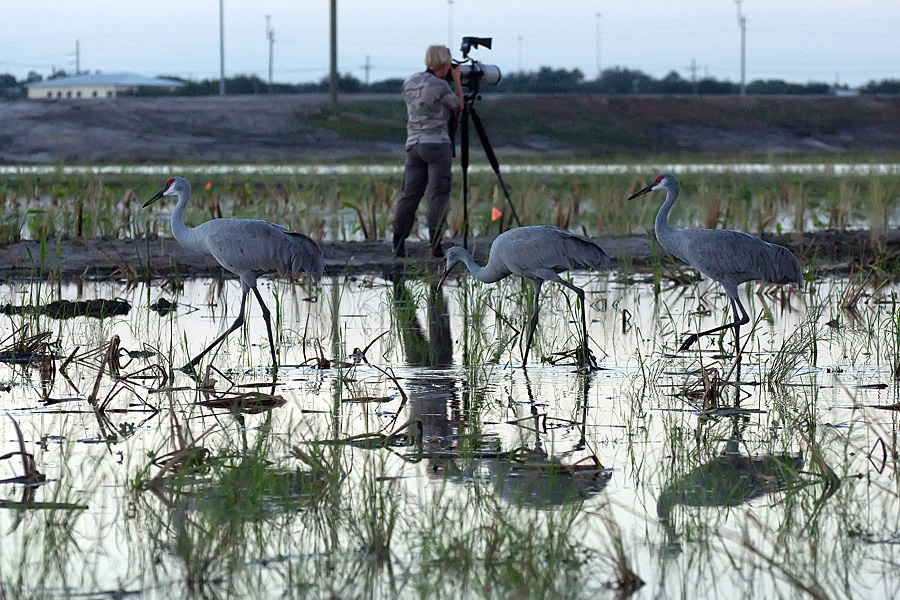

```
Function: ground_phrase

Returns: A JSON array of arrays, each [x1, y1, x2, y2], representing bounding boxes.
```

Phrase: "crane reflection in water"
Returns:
[[656, 379, 807, 554]]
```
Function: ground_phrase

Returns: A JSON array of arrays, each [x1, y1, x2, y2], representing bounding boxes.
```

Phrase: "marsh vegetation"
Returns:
[[1, 165, 900, 244]]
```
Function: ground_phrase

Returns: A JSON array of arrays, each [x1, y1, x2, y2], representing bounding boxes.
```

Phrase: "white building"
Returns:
[[26, 73, 183, 100]]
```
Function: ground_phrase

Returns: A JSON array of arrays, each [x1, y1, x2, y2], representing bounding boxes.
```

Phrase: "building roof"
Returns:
[[27, 73, 184, 89]]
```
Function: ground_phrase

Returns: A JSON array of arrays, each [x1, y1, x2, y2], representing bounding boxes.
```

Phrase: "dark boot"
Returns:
[[392, 232, 406, 258], [429, 227, 443, 258]]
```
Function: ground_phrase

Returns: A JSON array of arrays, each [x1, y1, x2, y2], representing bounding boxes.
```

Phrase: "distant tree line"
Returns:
[[490, 67, 900, 95], [3, 67, 900, 97], [141, 68, 900, 96]]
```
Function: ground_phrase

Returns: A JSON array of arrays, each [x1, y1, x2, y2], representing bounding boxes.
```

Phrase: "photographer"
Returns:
[[391, 44, 464, 258]]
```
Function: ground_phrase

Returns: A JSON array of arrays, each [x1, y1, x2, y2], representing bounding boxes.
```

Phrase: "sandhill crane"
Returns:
[[143, 177, 325, 372], [438, 226, 611, 368], [629, 174, 802, 352]]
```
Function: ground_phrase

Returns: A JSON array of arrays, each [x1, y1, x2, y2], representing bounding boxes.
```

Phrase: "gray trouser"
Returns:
[[392, 142, 453, 241]]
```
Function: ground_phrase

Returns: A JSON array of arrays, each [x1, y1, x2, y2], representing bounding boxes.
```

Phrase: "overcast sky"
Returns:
[[2, 1, 897, 87]]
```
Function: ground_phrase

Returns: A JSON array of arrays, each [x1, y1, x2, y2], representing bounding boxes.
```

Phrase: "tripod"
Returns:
[[458, 91, 522, 251]]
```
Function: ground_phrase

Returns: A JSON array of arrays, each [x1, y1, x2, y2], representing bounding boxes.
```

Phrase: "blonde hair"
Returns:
[[424, 45, 452, 71]]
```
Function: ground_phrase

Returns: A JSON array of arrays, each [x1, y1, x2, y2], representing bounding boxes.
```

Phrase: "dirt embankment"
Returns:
[[2, 93, 900, 163], [0, 228, 893, 282]]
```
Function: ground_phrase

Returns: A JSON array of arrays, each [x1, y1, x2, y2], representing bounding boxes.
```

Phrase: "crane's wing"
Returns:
[[549, 227, 612, 271], [200, 219, 325, 282], [679, 229, 802, 288], [497, 226, 611, 276]]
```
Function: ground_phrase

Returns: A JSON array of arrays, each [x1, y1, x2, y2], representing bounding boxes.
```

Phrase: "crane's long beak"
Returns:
[[437, 267, 452, 290], [627, 184, 654, 200], [142, 189, 166, 208]]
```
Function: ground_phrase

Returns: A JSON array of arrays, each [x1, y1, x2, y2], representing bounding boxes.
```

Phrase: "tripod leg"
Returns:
[[461, 106, 470, 251], [469, 107, 522, 227]]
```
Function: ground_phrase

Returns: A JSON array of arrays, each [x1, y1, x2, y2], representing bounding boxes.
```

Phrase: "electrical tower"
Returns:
[[360, 56, 373, 85]]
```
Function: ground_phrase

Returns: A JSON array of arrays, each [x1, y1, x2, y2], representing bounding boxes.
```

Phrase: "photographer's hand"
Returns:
[[450, 64, 464, 107]]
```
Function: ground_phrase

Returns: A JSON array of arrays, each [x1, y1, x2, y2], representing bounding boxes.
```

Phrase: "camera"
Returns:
[[457, 62, 502, 89], [454, 36, 502, 92]]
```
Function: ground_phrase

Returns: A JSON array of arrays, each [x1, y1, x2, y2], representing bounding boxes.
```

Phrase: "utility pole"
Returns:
[[329, 0, 338, 112], [75, 39, 81, 74], [448, 0, 454, 48], [595, 12, 602, 78], [360, 55, 373, 85], [218, 0, 226, 95], [265, 15, 274, 89], [517, 36, 523, 73], [735, 0, 746, 95]]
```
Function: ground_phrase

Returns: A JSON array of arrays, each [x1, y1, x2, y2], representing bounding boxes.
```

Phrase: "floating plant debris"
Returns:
[[196, 391, 287, 414], [149, 298, 177, 315], [0, 299, 131, 319]]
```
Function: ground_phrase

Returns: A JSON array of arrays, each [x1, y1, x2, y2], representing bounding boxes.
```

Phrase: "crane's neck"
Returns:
[[170, 191, 197, 249], [654, 183, 685, 256], [458, 249, 507, 283]]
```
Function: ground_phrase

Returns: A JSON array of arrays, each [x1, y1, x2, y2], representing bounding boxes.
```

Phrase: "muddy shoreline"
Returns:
[[0, 230, 892, 282]]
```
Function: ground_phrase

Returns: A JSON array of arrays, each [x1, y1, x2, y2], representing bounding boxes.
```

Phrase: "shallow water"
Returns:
[[3, 161, 900, 177], [0, 271, 898, 599]]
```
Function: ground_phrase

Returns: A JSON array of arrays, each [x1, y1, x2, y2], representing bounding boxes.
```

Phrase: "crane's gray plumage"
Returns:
[[143, 176, 324, 371], [629, 174, 802, 352], [201, 219, 324, 283], [440, 226, 610, 367]]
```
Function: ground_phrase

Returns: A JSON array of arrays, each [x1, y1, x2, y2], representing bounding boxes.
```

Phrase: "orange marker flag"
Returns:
[[491, 207, 503, 222], [205, 181, 213, 190]]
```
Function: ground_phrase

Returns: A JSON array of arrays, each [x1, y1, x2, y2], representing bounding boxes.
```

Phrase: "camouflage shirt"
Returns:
[[402, 70, 462, 147]]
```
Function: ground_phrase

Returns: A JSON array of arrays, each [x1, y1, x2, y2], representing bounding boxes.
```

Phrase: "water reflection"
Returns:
[[490, 372, 610, 508], [134, 412, 338, 599], [391, 276, 452, 369], [5, 162, 900, 177], [389, 274, 460, 453], [390, 276, 609, 506], [657, 404, 804, 553], [3, 272, 895, 598]]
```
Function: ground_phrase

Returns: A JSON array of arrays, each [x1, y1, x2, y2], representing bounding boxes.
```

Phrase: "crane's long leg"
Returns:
[[251, 286, 279, 368], [730, 297, 742, 353], [522, 279, 543, 367], [679, 292, 750, 352], [554, 277, 592, 367], [182, 287, 249, 372]]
